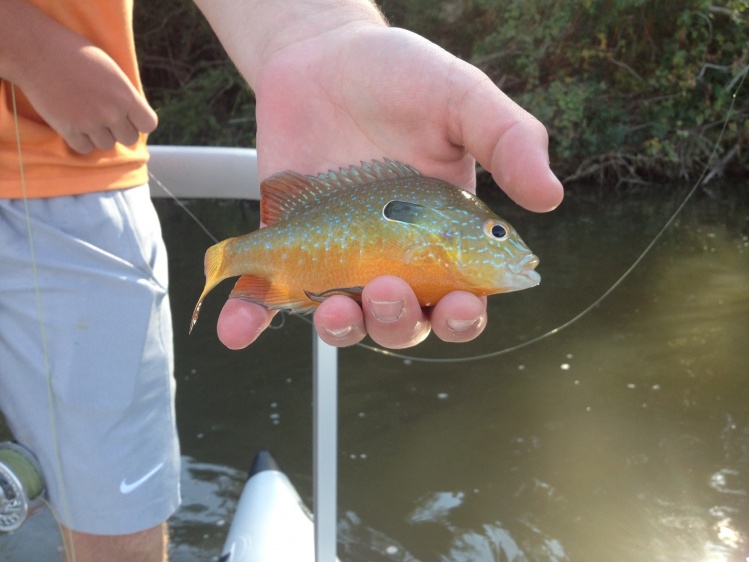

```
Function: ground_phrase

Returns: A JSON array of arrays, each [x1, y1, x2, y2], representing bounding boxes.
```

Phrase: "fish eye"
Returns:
[[483, 220, 509, 241]]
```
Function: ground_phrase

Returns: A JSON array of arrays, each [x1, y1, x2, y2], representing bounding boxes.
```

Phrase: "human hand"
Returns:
[[3, 0, 157, 154], [216, 22, 563, 350], [23, 45, 158, 154]]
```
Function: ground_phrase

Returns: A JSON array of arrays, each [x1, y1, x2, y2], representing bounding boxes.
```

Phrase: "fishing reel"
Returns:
[[0, 441, 46, 532]]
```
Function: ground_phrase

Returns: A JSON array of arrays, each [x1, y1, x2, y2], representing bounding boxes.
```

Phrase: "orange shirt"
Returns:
[[0, 0, 149, 199]]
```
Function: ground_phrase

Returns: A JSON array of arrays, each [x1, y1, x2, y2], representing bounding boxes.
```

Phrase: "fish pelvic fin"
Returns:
[[190, 240, 231, 333], [230, 275, 319, 315]]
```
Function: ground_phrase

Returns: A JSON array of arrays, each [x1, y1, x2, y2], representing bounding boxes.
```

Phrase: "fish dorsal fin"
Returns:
[[260, 159, 421, 226]]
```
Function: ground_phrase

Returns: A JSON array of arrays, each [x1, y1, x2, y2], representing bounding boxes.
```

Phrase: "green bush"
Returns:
[[378, 0, 749, 185], [136, 0, 748, 186], [134, 0, 256, 147]]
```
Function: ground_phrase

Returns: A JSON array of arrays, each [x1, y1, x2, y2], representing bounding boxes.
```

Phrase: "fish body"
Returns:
[[190, 160, 540, 331]]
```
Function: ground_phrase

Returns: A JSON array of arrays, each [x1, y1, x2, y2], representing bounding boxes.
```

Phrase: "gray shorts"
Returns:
[[0, 185, 180, 535]]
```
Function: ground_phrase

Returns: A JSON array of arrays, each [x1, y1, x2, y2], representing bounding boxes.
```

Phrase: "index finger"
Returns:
[[128, 93, 159, 134]]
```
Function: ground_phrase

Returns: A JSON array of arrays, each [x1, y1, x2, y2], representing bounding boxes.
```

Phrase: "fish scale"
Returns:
[[189, 160, 540, 332]]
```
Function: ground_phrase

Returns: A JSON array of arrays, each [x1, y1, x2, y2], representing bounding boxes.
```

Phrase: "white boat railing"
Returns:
[[149, 145, 339, 562], [148, 145, 261, 200]]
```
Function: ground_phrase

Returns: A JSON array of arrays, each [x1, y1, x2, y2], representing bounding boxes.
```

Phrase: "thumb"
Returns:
[[217, 298, 277, 349], [452, 66, 563, 213]]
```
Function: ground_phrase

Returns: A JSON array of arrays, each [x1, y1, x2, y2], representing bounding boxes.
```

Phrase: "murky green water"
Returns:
[[2, 183, 748, 561]]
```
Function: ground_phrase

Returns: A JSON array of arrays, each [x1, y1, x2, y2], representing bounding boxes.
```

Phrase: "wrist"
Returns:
[[193, 0, 387, 88]]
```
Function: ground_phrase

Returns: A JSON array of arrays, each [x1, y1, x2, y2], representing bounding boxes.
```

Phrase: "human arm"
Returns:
[[0, 0, 157, 153], [193, 0, 564, 349]]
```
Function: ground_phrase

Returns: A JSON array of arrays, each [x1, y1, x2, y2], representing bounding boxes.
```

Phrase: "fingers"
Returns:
[[360, 276, 431, 349], [450, 64, 564, 213], [64, 132, 96, 155], [128, 95, 159, 135], [315, 277, 487, 348], [429, 291, 487, 343], [219, 278, 488, 350], [85, 127, 118, 152], [216, 298, 277, 349], [101, 93, 157, 149], [315, 277, 431, 348], [63, 92, 157, 154], [108, 116, 142, 147], [64, 124, 134, 154], [313, 295, 367, 346]]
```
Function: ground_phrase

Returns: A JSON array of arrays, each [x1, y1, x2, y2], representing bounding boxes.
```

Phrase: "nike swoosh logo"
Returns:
[[119, 461, 165, 494]]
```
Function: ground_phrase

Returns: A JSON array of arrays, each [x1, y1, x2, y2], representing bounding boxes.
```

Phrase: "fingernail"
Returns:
[[368, 299, 406, 323], [325, 326, 354, 338], [447, 318, 482, 332]]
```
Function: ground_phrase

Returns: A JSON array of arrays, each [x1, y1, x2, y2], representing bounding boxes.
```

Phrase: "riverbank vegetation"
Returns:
[[135, 0, 748, 188]]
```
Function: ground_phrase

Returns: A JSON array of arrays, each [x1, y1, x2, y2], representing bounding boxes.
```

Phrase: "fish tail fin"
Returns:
[[190, 240, 230, 333]]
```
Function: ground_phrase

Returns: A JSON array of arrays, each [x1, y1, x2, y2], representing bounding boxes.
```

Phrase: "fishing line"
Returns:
[[155, 66, 745, 364], [355, 66, 747, 364], [149, 177, 294, 331], [287, 66, 747, 363], [148, 171, 220, 244], [10, 83, 77, 561]]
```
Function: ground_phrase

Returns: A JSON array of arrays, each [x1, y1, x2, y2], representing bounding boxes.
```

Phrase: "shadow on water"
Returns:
[[2, 183, 748, 561]]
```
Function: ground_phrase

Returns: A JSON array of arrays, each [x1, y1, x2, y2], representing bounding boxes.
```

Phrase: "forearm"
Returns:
[[1, 0, 157, 153], [0, 0, 82, 85], [192, 0, 387, 88]]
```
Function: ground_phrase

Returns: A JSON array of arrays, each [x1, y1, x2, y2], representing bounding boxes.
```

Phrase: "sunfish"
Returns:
[[190, 159, 539, 332]]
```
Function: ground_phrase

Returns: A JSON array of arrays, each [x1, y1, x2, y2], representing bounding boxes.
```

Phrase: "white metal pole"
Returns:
[[313, 331, 338, 562]]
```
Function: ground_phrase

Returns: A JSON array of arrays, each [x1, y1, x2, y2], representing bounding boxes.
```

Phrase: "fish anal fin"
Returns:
[[230, 275, 318, 314], [230, 275, 273, 302]]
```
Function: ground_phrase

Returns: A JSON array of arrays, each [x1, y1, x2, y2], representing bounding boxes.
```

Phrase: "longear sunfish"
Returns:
[[190, 160, 540, 332]]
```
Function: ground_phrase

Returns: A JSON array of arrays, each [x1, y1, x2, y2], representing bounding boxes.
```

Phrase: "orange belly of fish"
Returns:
[[270, 250, 477, 309]]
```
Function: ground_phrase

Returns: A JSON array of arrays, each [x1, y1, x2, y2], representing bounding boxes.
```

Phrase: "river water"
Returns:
[[1, 182, 748, 561]]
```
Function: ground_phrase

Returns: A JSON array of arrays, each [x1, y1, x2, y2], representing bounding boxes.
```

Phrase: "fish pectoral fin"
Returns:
[[304, 287, 365, 303], [230, 275, 317, 314], [378, 207, 448, 265]]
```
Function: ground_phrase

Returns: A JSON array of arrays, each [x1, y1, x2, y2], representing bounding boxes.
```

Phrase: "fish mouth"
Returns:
[[504, 253, 541, 291], [514, 253, 540, 271], [518, 268, 541, 287]]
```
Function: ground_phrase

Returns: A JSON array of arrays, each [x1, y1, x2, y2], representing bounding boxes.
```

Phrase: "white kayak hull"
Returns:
[[220, 450, 339, 562]]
